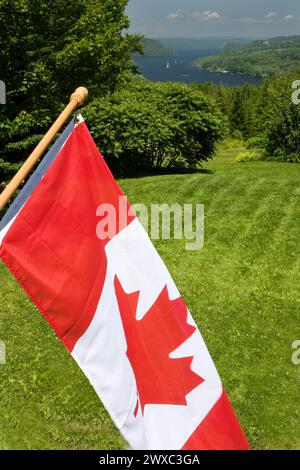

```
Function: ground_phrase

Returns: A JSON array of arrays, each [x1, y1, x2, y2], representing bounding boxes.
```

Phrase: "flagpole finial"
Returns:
[[70, 87, 89, 107]]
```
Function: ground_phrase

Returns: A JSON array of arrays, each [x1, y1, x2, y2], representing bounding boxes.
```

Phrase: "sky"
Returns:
[[126, 0, 300, 38]]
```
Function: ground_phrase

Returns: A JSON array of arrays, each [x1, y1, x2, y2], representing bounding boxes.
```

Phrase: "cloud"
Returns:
[[166, 9, 298, 26], [265, 12, 278, 19], [191, 10, 222, 21], [167, 9, 222, 22], [238, 14, 282, 24], [167, 9, 183, 21]]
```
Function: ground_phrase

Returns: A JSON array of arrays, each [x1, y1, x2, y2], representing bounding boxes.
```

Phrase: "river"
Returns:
[[134, 48, 260, 86]]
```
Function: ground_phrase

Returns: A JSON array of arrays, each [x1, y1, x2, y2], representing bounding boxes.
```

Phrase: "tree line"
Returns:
[[196, 76, 300, 163], [0, 0, 299, 185], [196, 36, 300, 78]]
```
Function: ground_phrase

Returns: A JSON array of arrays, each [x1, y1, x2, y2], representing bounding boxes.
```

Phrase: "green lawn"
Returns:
[[0, 148, 299, 450]]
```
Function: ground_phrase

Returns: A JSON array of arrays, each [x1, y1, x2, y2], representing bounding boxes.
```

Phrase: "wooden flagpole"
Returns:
[[0, 87, 88, 212]]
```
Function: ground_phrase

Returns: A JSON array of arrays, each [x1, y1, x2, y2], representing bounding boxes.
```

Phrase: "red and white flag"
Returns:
[[0, 116, 249, 450]]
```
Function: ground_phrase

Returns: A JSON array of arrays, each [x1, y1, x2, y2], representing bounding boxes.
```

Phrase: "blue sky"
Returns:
[[126, 0, 300, 38]]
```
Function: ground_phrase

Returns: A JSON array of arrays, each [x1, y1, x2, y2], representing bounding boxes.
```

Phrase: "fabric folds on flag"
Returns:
[[0, 115, 249, 450]]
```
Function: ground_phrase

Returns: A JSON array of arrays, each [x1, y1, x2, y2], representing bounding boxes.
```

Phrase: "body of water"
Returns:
[[135, 48, 261, 87]]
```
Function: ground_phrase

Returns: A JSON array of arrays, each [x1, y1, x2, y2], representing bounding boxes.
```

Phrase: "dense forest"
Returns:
[[195, 36, 300, 77], [196, 73, 300, 163]]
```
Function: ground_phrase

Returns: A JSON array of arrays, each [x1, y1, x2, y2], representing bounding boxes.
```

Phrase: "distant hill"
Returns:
[[140, 38, 174, 56], [195, 35, 300, 77], [158, 37, 250, 50]]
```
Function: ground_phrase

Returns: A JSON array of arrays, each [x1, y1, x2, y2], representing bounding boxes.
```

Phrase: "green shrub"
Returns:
[[221, 138, 245, 150], [286, 153, 300, 163], [236, 150, 262, 163], [266, 151, 300, 163], [246, 136, 266, 149], [0, 159, 22, 181], [84, 82, 226, 175]]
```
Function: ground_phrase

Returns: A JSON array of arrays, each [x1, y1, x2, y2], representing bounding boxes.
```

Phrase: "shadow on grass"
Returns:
[[115, 167, 214, 179]]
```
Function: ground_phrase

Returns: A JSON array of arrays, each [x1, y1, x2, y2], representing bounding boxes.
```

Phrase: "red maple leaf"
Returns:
[[114, 276, 204, 414]]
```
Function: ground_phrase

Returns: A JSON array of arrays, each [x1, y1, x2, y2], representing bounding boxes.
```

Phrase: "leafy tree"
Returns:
[[230, 85, 260, 138], [260, 74, 300, 162], [193, 83, 234, 118], [0, 0, 141, 180], [83, 82, 226, 175], [195, 82, 261, 140]]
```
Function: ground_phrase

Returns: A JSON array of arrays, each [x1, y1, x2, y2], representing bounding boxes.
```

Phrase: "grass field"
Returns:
[[0, 147, 299, 450]]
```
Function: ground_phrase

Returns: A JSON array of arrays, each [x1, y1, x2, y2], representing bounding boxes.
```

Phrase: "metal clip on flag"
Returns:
[[0, 89, 250, 450]]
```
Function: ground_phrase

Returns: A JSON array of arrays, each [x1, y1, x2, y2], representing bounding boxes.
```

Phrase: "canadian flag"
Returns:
[[0, 116, 249, 450]]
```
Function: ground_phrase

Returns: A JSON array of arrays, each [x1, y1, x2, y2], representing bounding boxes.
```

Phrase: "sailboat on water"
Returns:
[[166, 60, 170, 69]]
